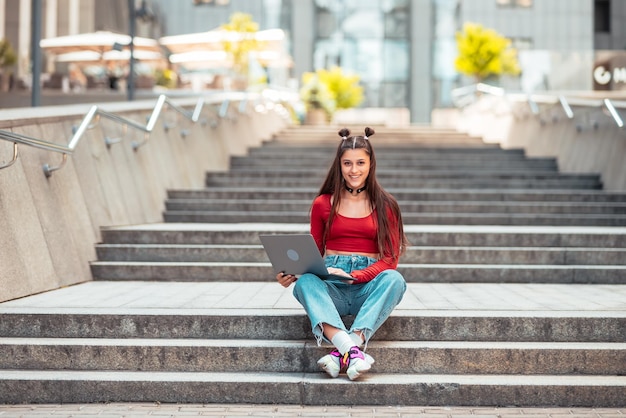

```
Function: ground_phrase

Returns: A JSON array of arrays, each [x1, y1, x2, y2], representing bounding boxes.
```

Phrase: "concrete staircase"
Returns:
[[1, 126, 625, 406]]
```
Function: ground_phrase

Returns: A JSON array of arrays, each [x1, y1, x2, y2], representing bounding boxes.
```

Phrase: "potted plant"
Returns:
[[220, 12, 260, 90], [455, 22, 520, 84], [299, 66, 364, 125], [0, 38, 17, 91], [300, 71, 335, 124]]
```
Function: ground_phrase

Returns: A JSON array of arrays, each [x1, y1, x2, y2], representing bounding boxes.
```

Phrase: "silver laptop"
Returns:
[[259, 234, 352, 281]]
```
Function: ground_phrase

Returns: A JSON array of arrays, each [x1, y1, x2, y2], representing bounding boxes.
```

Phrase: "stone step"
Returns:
[[229, 159, 559, 169], [247, 145, 522, 155], [95, 244, 626, 265], [164, 199, 626, 215], [1, 281, 623, 342], [162, 211, 626, 226], [272, 136, 487, 145], [261, 140, 495, 148], [89, 261, 626, 284], [1, 309, 622, 342], [1, 338, 623, 375], [9, 310, 621, 342], [208, 171, 593, 181], [215, 167, 573, 177], [229, 155, 558, 170], [0, 370, 624, 406], [203, 177, 602, 189], [271, 133, 487, 142], [244, 159, 544, 171], [98, 224, 626, 247], [167, 188, 626, 203]]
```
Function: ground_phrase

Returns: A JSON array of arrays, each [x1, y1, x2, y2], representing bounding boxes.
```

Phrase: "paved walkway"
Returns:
[[0, 403, 624, 417], [1, 280, 625, 314]]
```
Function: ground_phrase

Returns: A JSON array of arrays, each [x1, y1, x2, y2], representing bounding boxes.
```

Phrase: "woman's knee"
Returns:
[[379, 270, 407, 293], [294, 273, 321, 289], [292, 273, 323, 297]]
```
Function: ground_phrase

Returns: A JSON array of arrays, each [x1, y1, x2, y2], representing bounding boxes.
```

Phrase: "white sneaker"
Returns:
[[317, 349, 342, 378], [344, 346, 372, 381]]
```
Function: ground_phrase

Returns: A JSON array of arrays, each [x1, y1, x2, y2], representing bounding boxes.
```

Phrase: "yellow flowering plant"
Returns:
[[300, 66, 364, 117], [155, 68, 178, 89], [300, 71, 336, 115], [0, 38, 16, 69], [455, 22, 521, 82], [318, 66, 364, 110], [220, 13, 262, 76]]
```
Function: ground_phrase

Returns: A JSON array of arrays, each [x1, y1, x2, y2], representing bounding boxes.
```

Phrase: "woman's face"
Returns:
[[340, 148, 370, 191]]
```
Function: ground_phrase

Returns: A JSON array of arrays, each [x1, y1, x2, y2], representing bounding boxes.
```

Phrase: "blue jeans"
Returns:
[[292, 254, 406, 347]]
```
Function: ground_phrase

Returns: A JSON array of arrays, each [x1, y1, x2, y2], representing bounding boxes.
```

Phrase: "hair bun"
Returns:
[[364, 127, 375, 137], [338, 128, 350, 138]]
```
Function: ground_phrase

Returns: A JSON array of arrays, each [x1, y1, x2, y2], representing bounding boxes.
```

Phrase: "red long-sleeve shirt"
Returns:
[[310, 194, 400, 283]]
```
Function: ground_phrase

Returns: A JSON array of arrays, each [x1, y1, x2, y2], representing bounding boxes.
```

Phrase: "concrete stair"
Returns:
[[0, 280, 625, 405], [162, 136, 626, 226], [89, 225, 626, 283], [1, 126, 625, 406]]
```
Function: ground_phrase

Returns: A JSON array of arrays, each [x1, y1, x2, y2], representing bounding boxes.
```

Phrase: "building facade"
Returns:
[[1, 0, 625, 122]]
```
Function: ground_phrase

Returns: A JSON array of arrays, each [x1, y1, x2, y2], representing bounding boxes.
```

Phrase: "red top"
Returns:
[[310, 194, 400, 283]]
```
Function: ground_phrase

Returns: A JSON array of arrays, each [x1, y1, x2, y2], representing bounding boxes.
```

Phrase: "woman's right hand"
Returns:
[[276, 271, 297, 288], [327, 267, 354, 284]]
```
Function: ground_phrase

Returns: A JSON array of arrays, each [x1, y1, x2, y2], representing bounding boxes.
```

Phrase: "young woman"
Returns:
[[276, 127, 408, 380]]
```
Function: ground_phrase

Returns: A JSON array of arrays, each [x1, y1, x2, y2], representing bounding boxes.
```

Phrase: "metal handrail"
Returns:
[[0, 92, 248, 176], [0, 142, 18, 170], [452, 83, 626, 130], [604, 99, 624, 128], [543, 96, 625, 129]]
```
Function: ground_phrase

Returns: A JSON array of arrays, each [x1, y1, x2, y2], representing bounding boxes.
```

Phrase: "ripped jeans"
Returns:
[[292, 254, 406, 347]]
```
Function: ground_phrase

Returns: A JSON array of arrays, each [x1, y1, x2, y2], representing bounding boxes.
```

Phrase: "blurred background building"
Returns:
[[0, 0, 625, 122]]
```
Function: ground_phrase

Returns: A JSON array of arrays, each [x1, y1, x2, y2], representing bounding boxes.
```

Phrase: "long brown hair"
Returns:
[[316, 127, 409, 260]]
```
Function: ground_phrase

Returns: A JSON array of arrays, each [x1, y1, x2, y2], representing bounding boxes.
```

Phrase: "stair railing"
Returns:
[[550, 96, 625, 132], [604, 98, 625, 128], [0, 92, 261, 177], [451, 83, 626, 133]]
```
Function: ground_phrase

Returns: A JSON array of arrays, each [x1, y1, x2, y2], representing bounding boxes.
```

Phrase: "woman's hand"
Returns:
[[327, 267, 354, 284], [276, 271, 297, 288]]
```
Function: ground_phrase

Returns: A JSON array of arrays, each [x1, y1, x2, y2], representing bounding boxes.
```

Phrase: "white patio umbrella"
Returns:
[[159, 28, 286, 54], [40, 30, 160, 55], [54, 49, 165, 65], [168, 51, 232, 69], [162, 29, 291, 70]]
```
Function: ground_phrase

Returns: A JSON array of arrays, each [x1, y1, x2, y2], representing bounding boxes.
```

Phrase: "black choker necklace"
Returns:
[[345, 184, 366, 194]]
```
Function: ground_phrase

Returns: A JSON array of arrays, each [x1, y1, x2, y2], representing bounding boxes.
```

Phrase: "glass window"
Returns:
[[511, 37, 533, 50], [317, 9, 337, 38], [315, 0, 343, 13], [343, 10, 383, 39], [384, 7, 409, 38], [496, 0, 533, 8], [313, 39, 343, 68], [313, 0, 410, 109], [192, 0, 230, 5], [594, 0, 611, 33], [381, 0, 409, 12], [381, 82, 408, 107], [383, 40, 409, 82], [354, 39, 383, 82]]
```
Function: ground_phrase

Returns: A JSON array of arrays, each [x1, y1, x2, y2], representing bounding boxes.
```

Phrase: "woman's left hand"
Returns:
[[276, 271, 297, 288]]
